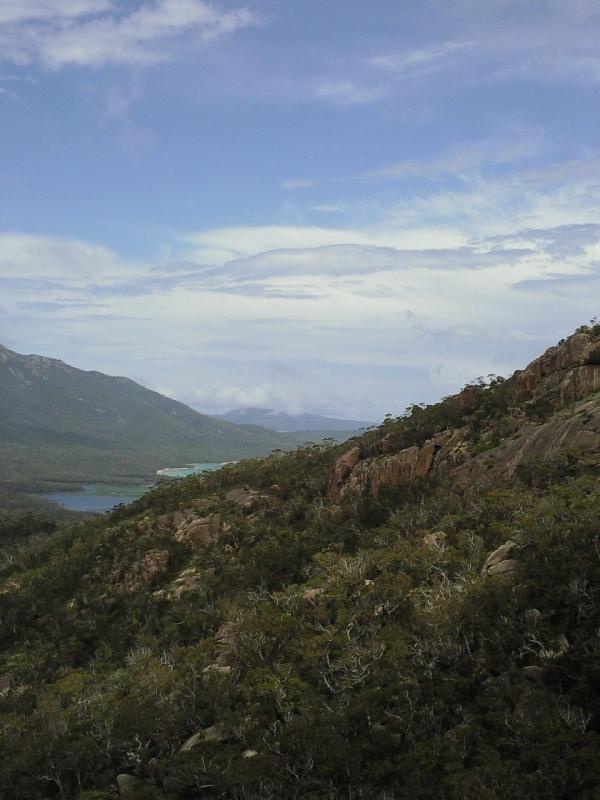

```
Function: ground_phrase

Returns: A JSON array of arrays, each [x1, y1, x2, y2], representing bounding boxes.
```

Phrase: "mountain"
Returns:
[[0, 345, 329, 485], [3, 324, 600, 798], [217, 406, 374, 433]]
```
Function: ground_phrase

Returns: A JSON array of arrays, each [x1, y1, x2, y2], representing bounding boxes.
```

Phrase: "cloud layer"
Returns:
[[0, 0, 258, 68]]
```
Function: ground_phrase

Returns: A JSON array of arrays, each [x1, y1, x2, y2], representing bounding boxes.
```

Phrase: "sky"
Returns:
[[1, 0, 600, 421]]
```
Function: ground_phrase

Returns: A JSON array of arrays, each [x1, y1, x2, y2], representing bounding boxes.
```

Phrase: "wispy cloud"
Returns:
[[3, 217, 599, 419], [313, 79, 387, 106], [0, 0, 259, 69], [369, 40, 477, 76]]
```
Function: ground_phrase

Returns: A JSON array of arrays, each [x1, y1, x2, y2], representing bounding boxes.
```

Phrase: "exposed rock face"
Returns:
[[175, 513, 221, 548], [459, 396, 600, 483], [327, 331, 600, 501], [329, 447, 361, 496], [481, 541, 521, 579], [508, 331, 600, 408], [329, 436, 457, 499], [117, 550, 170, 593]]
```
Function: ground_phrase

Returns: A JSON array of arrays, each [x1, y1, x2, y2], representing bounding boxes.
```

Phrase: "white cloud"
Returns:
[[0, 1, 112, 25], [181, 224, 467, 265], [369, 40, 476, 75], [0, 232, 143, 281], [0, 0, 259, 68]]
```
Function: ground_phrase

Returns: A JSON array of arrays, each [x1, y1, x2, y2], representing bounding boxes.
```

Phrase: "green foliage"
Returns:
[[4, 328, 600, 797]]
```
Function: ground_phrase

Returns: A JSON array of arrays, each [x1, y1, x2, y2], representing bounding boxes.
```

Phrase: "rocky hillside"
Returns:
[[2, 325, 600, 799], [0, 345, 329, 484]]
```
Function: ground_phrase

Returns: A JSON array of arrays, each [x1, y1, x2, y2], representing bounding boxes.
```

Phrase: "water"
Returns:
[[41, 464, 226, 512], [155, 462, 225, 478], [43, 483, 152, 513]]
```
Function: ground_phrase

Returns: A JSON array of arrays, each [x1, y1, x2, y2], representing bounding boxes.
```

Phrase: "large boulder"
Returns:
[[181, 724, 230, 751], [328, 447, 361, 497], [481, 541, 521, 579], [225, 487, 268, 512], [175, 513, 221, 548]]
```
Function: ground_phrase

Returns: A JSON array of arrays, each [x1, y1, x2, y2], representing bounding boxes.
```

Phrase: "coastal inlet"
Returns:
[[42, 463, 227, 512]]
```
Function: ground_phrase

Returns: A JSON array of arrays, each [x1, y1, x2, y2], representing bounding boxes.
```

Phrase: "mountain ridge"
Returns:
[[0, 344, 341, 484]]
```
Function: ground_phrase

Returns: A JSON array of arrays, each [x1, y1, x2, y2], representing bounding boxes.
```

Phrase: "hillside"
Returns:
[[0, 345, 331, 484], [217, 407, 373, 435], [2, 325, 600, 798]]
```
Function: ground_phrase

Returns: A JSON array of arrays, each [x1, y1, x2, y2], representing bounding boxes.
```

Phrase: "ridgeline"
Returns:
[[2, 325, 600, 798], [0, 345, 348, 486]]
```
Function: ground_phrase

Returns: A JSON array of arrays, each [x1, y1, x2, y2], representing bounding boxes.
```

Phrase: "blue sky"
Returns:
[[2, 0, 600, 420]]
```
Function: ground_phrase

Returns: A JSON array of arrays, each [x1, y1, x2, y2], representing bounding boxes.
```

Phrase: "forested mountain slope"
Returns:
[[0, 345, 323, 484], [2, 325, 600, 798]]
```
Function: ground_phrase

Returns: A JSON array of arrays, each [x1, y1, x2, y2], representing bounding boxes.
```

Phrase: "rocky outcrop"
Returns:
[[329, 441, 436, 499], [481, 541, 521, 579], [156, 496, 219, 529], [458, 396, 600, 483], [181, 724, 230, 751], [329, 432, 467, 499], [508, 331, 600, 408], [116, 550, 170, 593], [328, 331, 600, 500], [226, 487, 269, 512], [328, 447, 361, 495], [175, 513, 221, 548]]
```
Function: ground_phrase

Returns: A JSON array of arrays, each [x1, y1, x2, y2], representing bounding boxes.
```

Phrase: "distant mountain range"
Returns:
[[0, 345, 355, 485], [217, 407, 374, 433]]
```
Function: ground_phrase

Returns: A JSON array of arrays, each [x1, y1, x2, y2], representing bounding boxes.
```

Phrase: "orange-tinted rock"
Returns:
[[328, 447, 361, 497], [508, 331, 600, 408], [340, 439, 437, 497]]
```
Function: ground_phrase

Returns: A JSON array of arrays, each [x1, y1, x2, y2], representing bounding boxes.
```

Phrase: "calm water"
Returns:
[[43, 483, 152, 513], [41, 463, 226, 512], [155, 462, 225, 478]]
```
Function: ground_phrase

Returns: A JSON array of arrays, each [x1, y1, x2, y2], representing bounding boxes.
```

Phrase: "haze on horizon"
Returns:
[[1, 0, 599, 422]]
